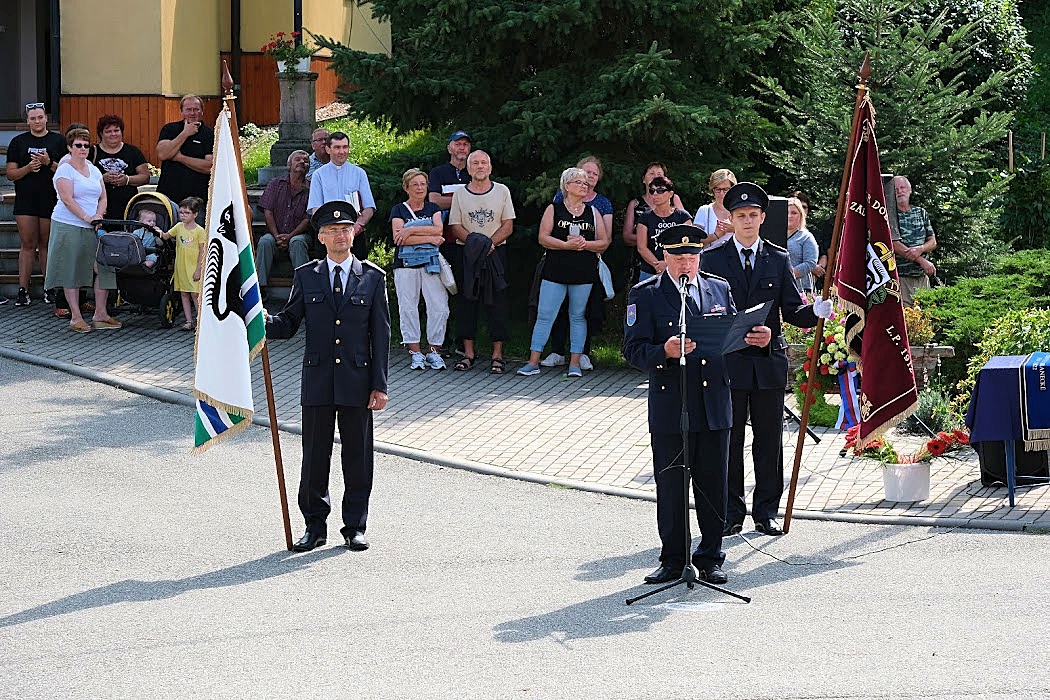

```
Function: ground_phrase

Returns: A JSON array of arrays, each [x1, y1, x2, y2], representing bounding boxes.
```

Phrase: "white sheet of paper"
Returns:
[[442, 184, 467, 195], [345, 191, 362, 215]]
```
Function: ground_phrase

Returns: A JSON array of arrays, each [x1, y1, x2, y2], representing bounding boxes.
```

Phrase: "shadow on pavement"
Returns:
[[0, 548, 343, 629]]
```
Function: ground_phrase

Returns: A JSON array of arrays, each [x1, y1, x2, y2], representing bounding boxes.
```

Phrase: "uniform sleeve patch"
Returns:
[[626, 304, 637, 327]]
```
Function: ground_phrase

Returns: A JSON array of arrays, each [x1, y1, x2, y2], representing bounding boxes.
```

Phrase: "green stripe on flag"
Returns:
[[239, 245, 256, 275]]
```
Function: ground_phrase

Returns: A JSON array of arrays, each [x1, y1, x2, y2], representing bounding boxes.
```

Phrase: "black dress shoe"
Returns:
[[643, 565, 679, 584], [754, 518, 785, 536], [722, 521, 743, 537], [344, 530, 370, 551], [699, 564, 728, 585], [292, 531, 326, 552]]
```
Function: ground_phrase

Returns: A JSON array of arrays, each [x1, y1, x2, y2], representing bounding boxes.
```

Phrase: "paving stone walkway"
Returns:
[[2, 300, 1047, 529]]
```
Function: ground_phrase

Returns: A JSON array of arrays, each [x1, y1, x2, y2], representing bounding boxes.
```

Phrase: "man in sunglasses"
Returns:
[[700, 182, 833, 537]]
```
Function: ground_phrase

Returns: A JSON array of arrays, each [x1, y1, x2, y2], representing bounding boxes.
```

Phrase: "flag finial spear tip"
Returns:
[[221, 60, 234, 96], [859, 53, 871, 85]]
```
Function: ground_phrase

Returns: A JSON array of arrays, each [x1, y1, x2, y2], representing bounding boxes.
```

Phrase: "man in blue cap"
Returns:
[[624, 224, 771, 585], [266, 201, 391, 552], [701, 182, 833, 536]]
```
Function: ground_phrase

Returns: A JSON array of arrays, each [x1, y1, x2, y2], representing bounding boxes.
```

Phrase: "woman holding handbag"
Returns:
[[390, 168, 449, 370], [518, 168, 609, 378]]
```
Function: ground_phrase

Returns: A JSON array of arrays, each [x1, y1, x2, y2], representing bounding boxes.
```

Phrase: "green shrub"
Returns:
[[1000, 157, 1050, 250], [914, 249, 1050, 383], [902, 385, 963, 435]]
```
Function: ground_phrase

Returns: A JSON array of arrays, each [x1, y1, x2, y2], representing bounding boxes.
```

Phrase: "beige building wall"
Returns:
[[161, 0, 221, 96], [61, 0, 164, 93], [304, 0, 391, 57]]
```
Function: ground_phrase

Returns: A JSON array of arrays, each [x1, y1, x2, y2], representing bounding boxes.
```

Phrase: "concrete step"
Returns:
[[0, 273, 43, 300]]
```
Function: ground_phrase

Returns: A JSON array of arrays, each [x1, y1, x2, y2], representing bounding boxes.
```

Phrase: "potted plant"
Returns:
[[261, 31, 314, 73], [843, 426, 970, 502]]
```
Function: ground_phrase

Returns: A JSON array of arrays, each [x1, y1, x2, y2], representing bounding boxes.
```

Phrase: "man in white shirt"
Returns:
[[307, 131, 376, 239]]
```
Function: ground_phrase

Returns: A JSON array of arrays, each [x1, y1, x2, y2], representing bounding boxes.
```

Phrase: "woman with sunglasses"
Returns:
[[693, 168, 737, 249], [634, 176, 693, 282], [4, 103, 67, 307], [622, 162, 685, 286], [44, 128, 121, 333]]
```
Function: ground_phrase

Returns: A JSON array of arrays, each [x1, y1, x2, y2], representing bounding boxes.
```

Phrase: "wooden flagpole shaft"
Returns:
[[783, 54, 871, 534], [221, 60, 294, 551]]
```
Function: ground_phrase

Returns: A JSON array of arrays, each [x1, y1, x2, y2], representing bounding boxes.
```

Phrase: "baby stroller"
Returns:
[[96, 191, 181, 328]]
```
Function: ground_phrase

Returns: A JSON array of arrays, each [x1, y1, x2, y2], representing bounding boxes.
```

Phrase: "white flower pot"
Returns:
[[882, 463, 930, 502], [277, 57, 311, 73]]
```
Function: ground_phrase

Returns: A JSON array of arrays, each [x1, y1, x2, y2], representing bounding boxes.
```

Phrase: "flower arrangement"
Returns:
[[843, 425, 969, 464], [794, 312, 850, 397], [261, 31, 314, 71]]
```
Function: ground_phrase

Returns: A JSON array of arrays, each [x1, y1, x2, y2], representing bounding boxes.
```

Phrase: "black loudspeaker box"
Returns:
[[760, 196, 788, 249], [977, 441, 1050, 487]]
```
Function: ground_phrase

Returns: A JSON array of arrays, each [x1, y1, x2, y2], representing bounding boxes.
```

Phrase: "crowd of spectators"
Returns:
[[7, 103, 937, 363]]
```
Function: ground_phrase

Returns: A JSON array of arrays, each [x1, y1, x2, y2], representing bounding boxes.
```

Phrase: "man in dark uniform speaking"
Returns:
[[266, 201, 391, 552], [623, 225, 771, 585], [700, 183, 832, 537]]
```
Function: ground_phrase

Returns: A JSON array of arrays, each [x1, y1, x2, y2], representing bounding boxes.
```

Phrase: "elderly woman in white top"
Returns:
[[692, 168, 736, 249], [786, 196, 818, 293], [44, 128, 121, 332]]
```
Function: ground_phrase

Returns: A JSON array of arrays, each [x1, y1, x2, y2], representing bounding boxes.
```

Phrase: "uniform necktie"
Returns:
[[686, 284, 700, 316], [333, 265, 343, 306], [742, 248, 754, 288]]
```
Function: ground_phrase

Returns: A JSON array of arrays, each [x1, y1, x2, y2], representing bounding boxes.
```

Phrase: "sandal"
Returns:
[[454, 355, 477, 371], [489, 358, 506, 375], [180, 321, 195, 331]]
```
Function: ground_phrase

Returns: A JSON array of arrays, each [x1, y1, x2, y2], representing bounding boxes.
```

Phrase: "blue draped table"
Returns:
[[966, 355, 1050, 506]]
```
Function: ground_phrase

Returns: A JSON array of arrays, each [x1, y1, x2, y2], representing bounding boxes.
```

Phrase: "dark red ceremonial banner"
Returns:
[[832, 98, 918, 446]]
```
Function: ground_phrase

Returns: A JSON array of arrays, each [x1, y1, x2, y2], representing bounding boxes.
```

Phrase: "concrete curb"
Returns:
[[2, 346, 1035, 533]]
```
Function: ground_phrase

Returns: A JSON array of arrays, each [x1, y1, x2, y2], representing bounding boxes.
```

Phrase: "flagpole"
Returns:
[[783, 54, 871, 534], [221, 60, 294, 551]]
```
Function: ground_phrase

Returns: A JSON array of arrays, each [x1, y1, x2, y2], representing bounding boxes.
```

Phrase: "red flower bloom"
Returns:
[[820, 365, 829, 375], [927, 439, 947, 457], [800, 382, 809, 394], [277, 31, 285, 37], [952, 429, 970, 445], [806, 347, 814, 358], [825, 334, 835, 345], [291, 31, 301, 37], [803, 360, 811, 372]]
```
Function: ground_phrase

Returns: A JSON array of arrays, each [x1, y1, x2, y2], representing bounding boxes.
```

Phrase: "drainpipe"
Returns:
[[294, 0, 303, 43], [49, 0, 60, 120], [231, 0, 242, 121]]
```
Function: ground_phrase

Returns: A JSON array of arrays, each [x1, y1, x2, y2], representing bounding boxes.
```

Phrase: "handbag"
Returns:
[[96, 231, 145, 269], [438, 253, 457, 295], [597, 255, 614, 301]]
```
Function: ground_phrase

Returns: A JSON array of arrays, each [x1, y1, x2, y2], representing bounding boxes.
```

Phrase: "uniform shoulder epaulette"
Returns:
[[632, 276, 659, 289], [362, 259, 387, 275], [294, 258, 321, 271], [764, 241, 787, 253], [699, 270, 728, 283]]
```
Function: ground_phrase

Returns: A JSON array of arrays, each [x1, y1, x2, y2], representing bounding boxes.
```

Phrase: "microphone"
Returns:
[[677, 275, 689, 366], [679, 274, 689, 291]]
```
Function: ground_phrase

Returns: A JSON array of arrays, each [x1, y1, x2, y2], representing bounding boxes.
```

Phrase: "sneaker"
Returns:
[[579, 354, 594, 371], [43, 289, 55, 305], [14, 288, 30, 307], [540, 352, 567, 367], [425, 351, 446, 370], [567, 365, 583, 378], [409, 351, 426, 370], [516, 363, 541, 376], [0, 295, 8, 305]]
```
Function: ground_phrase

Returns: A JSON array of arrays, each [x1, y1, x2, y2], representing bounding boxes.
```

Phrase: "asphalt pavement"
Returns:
[[2, 357, 1049, 699]]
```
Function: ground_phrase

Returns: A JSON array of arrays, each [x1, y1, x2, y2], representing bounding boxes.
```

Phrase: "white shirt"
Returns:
[[52, 162, 104, 227], [307, 161, 376, 214], [663, 271, 701, 307]]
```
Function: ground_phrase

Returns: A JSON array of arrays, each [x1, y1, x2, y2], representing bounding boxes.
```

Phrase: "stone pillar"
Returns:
[[258, 70, 317, 185]]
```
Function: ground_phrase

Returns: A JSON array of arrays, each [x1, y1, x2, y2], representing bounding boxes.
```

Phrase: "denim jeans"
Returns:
[[530, 280, 592, 354]]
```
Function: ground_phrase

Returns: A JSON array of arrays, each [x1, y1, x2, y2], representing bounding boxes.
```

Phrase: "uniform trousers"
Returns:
[[651, 421, 729, 570], [728, 387, 785, 524], [300, 404, 374, 537]]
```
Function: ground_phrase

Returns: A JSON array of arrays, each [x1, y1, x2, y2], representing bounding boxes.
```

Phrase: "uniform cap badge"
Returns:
[[741, 193, 748, 201], [626, 304, 637, 327]]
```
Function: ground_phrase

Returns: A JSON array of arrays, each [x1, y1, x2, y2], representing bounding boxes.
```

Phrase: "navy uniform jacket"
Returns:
[[700, 240, 818, 390], [622, 272, 735, 434], [267, 257, 390, 408]]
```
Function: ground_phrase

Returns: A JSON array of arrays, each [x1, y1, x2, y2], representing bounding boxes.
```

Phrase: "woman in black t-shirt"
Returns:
[[621, 163, 687, 287], [91, 114, 151, 219], [517, 167, 610, 378], [635, 175, 693, 282], [4, 103, 68, 307]]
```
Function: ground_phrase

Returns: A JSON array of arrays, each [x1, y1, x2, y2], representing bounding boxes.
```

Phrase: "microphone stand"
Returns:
[[627, 275, 751, 605]]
